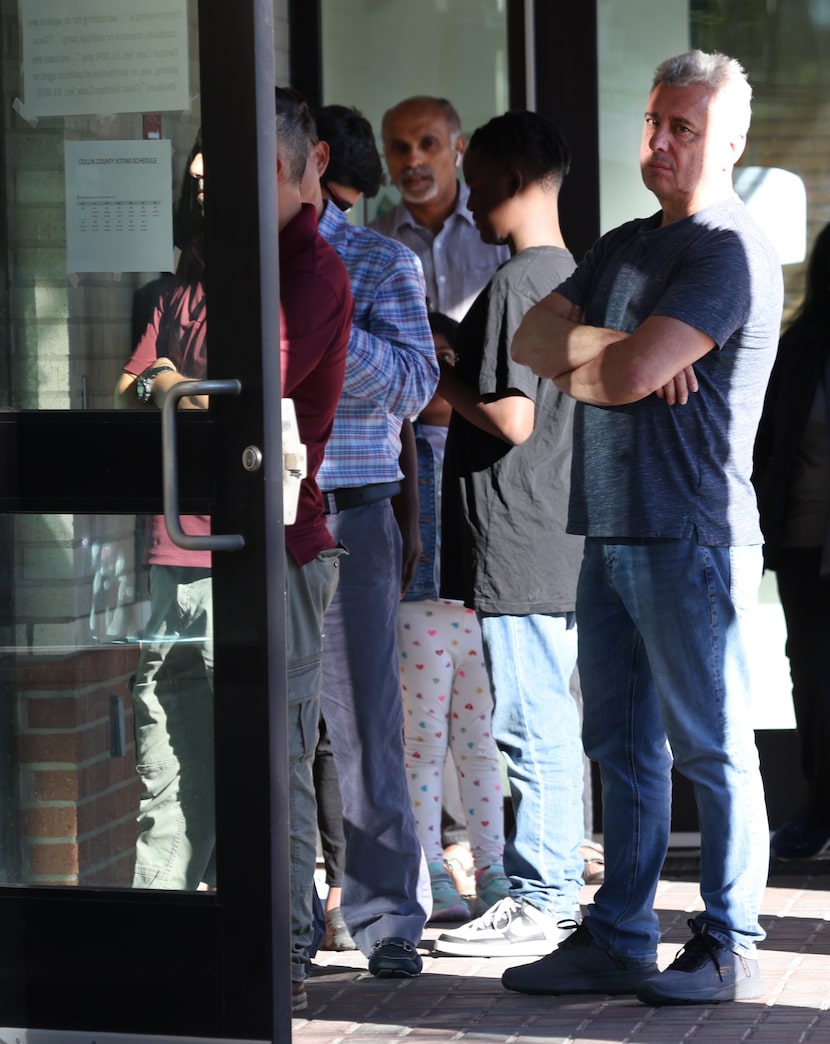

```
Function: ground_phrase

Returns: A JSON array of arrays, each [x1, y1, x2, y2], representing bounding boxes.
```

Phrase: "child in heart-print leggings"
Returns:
[[398, 313, 507, 918], [398, 596, 505, 870]]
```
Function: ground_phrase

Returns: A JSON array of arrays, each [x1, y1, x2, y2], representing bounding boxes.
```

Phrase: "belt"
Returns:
[[322, 481, 401, 516]]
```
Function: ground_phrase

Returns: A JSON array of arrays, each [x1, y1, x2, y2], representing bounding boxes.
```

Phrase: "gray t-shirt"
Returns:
[[441, 246, 584, 614], [556, 197, 783, 546]]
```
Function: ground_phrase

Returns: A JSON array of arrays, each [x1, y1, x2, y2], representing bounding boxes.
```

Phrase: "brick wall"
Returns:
[[16, 643, 140, 886], [7, 511, 149, 886]]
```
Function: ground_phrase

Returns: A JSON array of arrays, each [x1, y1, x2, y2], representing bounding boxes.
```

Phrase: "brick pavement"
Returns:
[[293, 860, 830, 1044]]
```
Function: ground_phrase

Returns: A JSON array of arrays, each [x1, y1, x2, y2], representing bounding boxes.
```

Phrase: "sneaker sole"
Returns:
[[504, 968, 657, 995], [434, 938, 557, 958], [772, 845, 830, 861], [369, 965, 422, 978], [638, 977, 766, 1006]]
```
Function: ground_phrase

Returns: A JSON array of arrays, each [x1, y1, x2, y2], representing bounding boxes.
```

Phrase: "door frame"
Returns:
[[0, 0, 292, 1040]]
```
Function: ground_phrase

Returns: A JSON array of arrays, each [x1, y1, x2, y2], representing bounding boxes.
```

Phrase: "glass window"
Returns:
[[0, 1, 202, 411], [0, 0, 215, 892], [320, 0, 509, 222], [0, 511, 216, 890], [691, 0, 830, 315]]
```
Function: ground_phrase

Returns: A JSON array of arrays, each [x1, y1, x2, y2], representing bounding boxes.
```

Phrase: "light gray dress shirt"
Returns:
[[371, 181, 510, 322]]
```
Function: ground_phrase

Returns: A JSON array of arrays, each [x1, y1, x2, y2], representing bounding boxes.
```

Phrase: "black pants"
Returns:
[[775, 547, 830, 826], [313, 716, 346, 887]]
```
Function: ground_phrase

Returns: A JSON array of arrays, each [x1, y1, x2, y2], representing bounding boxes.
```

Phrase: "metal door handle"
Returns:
[[161, 378, 245, 551]]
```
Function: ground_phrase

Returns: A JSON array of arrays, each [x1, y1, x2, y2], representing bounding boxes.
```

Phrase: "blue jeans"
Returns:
[[478, 612, 584, 918], [578, 538, 769, 960]]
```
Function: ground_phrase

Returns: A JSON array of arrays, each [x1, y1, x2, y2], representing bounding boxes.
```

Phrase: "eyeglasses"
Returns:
[[322, 179, 353, 214]]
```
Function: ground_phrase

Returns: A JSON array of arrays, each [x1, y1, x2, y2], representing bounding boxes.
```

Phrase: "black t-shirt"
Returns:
[[441, 246, 584, 614]]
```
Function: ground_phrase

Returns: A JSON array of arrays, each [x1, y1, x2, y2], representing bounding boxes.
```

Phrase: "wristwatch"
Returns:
[[136, 364, 175, 404]]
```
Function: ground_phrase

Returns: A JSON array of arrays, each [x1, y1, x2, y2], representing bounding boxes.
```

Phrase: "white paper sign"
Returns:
[[21, 0, 189, 118], [65, 139, 174, 274]]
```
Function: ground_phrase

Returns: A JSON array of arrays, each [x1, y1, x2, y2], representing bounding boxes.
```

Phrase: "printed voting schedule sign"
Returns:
[[21, 0, 189, 118], [65, 139, 174, 274]]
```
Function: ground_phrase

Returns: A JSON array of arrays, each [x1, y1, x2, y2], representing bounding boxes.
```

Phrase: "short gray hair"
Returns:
[[653, 50, 752, 133]]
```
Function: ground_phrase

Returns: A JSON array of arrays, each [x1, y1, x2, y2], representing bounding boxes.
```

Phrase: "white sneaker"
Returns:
[[433, 896, 577, 957]]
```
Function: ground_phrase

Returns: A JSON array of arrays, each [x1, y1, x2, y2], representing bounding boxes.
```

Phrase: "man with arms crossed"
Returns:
[[507, 50, 782, 1005]]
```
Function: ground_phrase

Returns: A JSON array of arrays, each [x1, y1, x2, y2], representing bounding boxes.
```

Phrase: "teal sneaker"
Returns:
[[428, 860, 470, 922], [472, 862, 511, 915]]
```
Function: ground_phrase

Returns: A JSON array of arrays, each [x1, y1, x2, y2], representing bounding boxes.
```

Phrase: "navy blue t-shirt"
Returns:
[[556, 196, 783, 546]]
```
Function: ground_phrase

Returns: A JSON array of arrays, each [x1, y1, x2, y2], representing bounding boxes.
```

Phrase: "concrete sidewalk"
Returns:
[[293, 857, 830, 1043]]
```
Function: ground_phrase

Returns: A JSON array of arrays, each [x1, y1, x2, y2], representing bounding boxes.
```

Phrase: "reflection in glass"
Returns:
[[690, 0, 830, 316], [131, 558, 215, 891], [2, 512, 215, 891], [114, 126, 214, 893], [0, 1, 201, 412], [0, 0, 214, 890]]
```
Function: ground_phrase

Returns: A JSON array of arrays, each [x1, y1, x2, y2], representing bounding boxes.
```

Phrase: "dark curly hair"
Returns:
[[315, 104, 385, 198], [467, 110, 570, 192], [428, 311, 459, 348], [173, 126, 203, 251]]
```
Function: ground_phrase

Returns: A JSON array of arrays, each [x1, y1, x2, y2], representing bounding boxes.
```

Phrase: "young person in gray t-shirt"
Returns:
[[433, 109, 587, 960]]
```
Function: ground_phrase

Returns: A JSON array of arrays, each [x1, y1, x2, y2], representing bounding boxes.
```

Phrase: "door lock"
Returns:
[[242, 445, 263, 472]]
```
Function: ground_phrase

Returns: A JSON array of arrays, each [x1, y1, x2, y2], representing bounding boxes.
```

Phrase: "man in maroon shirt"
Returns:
[[273, 87, 352, 1011], [117, 94, 352, 1011]]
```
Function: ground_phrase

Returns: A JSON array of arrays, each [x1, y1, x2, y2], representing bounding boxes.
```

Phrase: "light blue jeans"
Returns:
[[132, 565, 215, 891], [578, 538, 769, 960], [478, 612, 584, 919]]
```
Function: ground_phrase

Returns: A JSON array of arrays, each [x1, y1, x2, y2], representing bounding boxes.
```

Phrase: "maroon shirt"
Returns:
[[279, 203, 352, 566]]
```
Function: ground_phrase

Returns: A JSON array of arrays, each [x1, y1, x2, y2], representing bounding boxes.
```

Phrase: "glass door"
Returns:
[[0, 0, 290, 1040]]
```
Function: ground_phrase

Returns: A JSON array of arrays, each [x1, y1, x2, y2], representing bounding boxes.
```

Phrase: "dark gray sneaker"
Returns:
[[502, 921, 658, 995], [637, 926, 765, 1005], [291, 979, 308, 1012], [367, 937, 422, 978]]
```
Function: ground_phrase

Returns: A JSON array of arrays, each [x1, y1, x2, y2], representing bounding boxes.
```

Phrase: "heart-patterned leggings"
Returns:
[[398, 597, 505, 868]]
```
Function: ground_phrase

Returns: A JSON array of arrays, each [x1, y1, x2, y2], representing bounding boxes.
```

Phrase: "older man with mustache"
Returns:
[[372, 95, 509, 321]]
